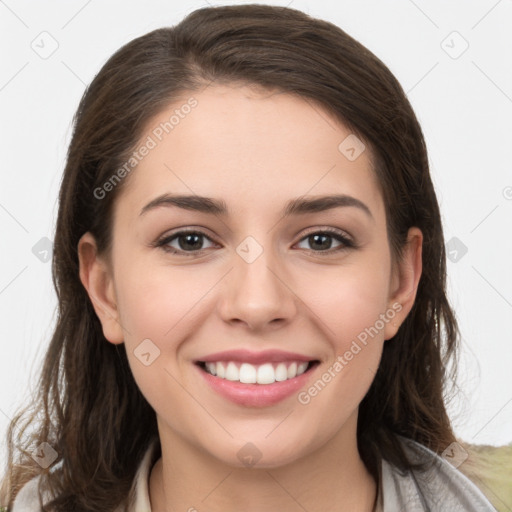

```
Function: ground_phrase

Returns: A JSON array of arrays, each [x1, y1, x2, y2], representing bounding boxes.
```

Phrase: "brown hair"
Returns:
[[1, 4, 459, 511]]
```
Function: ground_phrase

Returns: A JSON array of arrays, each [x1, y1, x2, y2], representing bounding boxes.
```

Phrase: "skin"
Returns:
[[78, 84, 422, 512]]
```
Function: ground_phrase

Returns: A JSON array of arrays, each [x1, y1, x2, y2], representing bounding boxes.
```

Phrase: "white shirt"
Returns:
[[12, 436, 496, 511]]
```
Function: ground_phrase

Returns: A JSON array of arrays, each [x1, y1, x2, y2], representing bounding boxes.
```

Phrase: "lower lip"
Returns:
[[195, 362, 319, 407]]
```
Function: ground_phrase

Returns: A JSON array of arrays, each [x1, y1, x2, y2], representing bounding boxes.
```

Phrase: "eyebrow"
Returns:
[[139, 193, 373, 220]]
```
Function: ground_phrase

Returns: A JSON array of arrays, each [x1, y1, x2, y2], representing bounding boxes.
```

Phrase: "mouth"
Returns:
[[195, 359, 321, 385], [193, 349, 322, 407]]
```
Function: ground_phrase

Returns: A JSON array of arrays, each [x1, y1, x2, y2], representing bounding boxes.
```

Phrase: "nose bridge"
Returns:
[[218, 234, 296, 329]]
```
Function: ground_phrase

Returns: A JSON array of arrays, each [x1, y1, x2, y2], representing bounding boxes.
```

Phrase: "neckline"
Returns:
[[136, 438, 382, 512]]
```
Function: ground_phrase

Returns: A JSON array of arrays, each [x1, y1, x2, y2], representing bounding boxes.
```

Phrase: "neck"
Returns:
[[149, 413, 377, 512]]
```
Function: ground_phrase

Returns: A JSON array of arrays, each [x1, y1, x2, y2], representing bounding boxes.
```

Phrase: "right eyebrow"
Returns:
[[140, 194, 228, 217]]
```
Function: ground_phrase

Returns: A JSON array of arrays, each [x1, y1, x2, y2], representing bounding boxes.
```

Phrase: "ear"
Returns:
[[383, 227, 423, 341], [78, 232, 124, 345]]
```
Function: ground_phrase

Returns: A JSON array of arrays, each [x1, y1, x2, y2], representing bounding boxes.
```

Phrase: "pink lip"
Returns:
[[194, 360, 320, 407], [196, 349, 315, 365]]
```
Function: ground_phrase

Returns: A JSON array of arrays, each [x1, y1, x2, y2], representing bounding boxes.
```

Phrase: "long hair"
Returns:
[[1, 5, 459, 511]]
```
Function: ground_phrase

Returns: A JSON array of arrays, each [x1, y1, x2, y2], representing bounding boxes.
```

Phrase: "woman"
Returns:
[[1, 4, 496, 511]]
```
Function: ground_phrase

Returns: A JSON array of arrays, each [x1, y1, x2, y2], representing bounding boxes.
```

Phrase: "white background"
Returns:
[[1, 0, 511, 466]]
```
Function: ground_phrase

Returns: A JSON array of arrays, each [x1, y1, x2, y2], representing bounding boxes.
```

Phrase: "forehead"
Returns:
[[115, 84, 385, 221]]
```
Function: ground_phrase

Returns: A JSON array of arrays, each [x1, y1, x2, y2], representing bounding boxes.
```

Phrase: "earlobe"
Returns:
[[384, 227, 423, 341], [78, 232, 124, 345]]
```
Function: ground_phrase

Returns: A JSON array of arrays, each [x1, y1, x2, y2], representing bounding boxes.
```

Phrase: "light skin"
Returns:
[[78, 84, 422, 512]]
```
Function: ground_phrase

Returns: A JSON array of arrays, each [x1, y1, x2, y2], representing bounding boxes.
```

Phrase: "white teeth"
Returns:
[[287, 362, 297, 379], [216, 362, 225, 378], [297, 362, 308, 375], [275, 363, 288, 381], [225, 362, 239, 381], [202, 360, 313, 384], [239, 363, 257, 384], [257, 363, 275, 384], [206, 362, 217, 376]]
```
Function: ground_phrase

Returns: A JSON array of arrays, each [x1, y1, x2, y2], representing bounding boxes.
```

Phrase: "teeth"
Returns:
[[275, 363, 288, 382], [298, 362, 308, 374], [202, 360, 311, 384], [226, 362, 239, 381], [257, 363, 275, 384], [240, 363, 257, 383], [287, 362, 297, 378]]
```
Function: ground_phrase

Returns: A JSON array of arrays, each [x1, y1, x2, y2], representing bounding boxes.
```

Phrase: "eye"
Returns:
[[156, 230, 217, 254], [154, 227, 355, 256], [295, 228, 354, 253]]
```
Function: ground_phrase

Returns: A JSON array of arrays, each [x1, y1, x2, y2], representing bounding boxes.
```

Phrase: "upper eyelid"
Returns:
[[159, 228, 219, 245], [298, 226, 352, 240]]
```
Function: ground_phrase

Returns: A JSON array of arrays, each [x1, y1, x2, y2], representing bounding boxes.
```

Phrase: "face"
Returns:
[[79, 84, 421, 469]]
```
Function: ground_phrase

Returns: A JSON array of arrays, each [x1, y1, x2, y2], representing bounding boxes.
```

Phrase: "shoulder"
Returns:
[[380, 436, 496, 511], [9, 439, 160, 512], [11, 474, 49, 512]]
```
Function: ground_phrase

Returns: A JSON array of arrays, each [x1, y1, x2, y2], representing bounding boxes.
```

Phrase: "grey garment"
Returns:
[[381, 436, 497, 511], [12, 437, 496, 512]]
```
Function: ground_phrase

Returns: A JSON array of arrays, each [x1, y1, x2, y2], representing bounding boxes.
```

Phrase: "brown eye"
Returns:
[[296, 229, 354, 253], [157, 230, 217, 254]]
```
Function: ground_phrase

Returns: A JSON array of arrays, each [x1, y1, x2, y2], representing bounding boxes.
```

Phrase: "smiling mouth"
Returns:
[[195, 360, 320, 385]]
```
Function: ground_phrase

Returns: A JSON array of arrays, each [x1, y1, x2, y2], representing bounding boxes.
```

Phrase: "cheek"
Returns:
[[114, 259, 214, 340], [299, 259, 391, 349], [113, 260, 219, 399], [292, 260, 391, 425], [115, 268, 195, 417]]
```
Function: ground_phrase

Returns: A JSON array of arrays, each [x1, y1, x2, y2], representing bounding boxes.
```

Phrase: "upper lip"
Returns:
[[196, 349, 317, 365]]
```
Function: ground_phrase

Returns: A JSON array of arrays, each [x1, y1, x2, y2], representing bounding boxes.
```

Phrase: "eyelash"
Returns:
[[154, 227, 356, 256]]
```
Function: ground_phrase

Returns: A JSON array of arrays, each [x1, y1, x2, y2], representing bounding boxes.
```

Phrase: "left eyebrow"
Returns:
[[282, 194, 373, 221], [139, 193, 373, 221]]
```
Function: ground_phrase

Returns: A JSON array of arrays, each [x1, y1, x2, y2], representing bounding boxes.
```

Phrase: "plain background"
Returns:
[[1, 0, 511, 466]]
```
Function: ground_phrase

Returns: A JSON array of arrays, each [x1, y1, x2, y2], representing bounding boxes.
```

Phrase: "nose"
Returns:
[[217, 242, 297, 332]]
